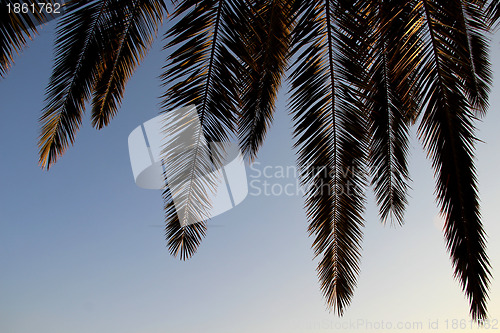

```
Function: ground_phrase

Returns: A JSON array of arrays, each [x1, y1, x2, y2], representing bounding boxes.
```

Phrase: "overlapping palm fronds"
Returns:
[[0, 0, 496, 320], [38, 0, 166, 169]]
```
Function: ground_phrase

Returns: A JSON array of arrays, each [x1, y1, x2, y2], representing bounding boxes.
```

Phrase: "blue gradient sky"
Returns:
[[1, 19, 499, 333]]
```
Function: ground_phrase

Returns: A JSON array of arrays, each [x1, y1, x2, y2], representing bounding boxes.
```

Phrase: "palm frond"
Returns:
[[91, 0, 166, 129], [288, 0, 369, 315], [234, 0, 293, 160], [366, 0, 423, 225], [419, 0, 491, 320], [39, 0, 114, 168], [160, 0, 240, 259]]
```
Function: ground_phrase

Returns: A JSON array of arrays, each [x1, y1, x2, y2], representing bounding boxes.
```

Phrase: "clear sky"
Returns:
[[0, 18, 499, 333]]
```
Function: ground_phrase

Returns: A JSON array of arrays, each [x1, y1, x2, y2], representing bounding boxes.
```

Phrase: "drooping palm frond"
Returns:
[[158, 105, 215, 260], [39, 0, 166, 169], [91, 0, 166, 128], [160, 0, 240, 259], [234, 0, 293, 160], [366, 0, 423, 225], [288, 0, 370, 315], [419, 0, 491, 320], [0, 0, 55, 77], [39, 0, 113, 168]]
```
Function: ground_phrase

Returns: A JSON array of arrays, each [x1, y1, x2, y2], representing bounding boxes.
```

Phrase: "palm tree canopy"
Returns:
[[1, 0, 498, 321]]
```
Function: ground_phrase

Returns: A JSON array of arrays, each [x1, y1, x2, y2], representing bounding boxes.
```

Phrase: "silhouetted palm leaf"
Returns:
[[234, 0, 293, 160], [366, 0, 420, 225], [289, 0, 370, 315], [160, 0, 240, 259], [91, 0, 166, 128], [418, 0, 491, 320]]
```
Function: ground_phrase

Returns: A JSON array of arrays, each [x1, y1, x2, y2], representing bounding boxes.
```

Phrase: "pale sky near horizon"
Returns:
[[1, 15, 499, 333]]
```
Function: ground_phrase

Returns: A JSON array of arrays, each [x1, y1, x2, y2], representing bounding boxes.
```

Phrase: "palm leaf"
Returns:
[[233, 0, 293, 160], [160, 0, 240, 259], [39, 0, 115, 168], [288, 0, 370, 315], [419, 0, 491, 320], [91, 0, 166, 129], [366, 0, 424, 225]]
